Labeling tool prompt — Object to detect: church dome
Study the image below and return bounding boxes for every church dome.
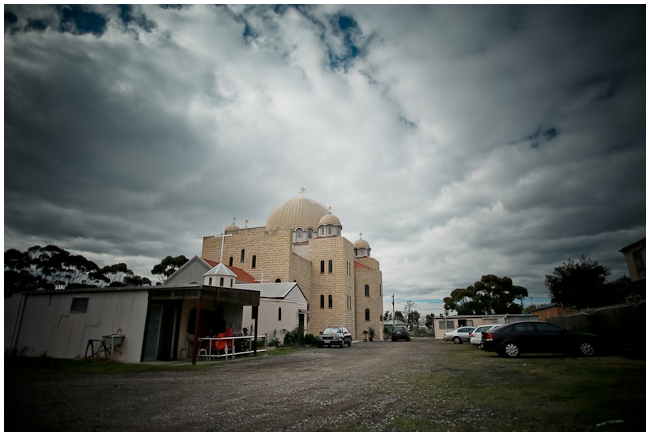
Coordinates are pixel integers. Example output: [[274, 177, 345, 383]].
[[318, 211, 341, 227], [266, 196, 329, 230], [353, 238, 370, 250]]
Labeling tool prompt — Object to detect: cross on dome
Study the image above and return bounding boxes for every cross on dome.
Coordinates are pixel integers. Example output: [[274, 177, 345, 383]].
[[299, 186, 308, 197]]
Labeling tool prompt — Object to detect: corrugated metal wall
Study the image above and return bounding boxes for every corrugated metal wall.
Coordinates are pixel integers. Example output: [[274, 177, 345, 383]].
[[13, 291, 149, 362]]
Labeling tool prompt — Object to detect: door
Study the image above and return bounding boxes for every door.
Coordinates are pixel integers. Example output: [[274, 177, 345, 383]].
[[142, 304, 163, 361]]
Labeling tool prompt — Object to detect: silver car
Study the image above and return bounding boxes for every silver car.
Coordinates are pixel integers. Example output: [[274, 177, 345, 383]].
[[317, 327, 352, 348], [444, 326, 476, 344], [469, 324, 499, 345]]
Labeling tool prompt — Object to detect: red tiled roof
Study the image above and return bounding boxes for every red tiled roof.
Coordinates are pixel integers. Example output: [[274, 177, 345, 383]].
[[354, 261, 370, 269], [202, 258, 258, 283]]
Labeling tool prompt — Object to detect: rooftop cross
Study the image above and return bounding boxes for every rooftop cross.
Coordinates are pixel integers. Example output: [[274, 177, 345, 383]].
[[219, 226, 233, 263], [298, 186, 307, 197]]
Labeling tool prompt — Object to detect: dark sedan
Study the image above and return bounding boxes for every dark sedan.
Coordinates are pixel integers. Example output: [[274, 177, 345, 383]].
[[480, 321, 599, 358]]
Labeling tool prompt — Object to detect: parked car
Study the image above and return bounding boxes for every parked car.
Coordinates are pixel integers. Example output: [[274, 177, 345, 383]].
[[317, 327, 352, 348], [469, 324, 499, 345], [480, 321, 599, 358], [444, 326, 476, 344], [391, 325, 410, 341]]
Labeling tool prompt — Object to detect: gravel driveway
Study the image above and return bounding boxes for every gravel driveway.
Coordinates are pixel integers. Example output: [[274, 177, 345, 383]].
[[6, 339, 433, 432]]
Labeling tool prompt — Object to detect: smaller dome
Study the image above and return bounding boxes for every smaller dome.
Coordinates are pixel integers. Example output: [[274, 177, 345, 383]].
[[353, 238, 370, 249], [225, 218, 239, 232], [318, 212, 341, 227]]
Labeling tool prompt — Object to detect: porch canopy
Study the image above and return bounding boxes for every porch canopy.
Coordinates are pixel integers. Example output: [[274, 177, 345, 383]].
[[148, 284, 260, 306], [148, 284, 260, 364]]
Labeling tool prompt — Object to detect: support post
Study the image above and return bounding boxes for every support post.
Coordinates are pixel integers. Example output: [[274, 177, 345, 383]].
[[252, 305, 259, 356], [191, 297, 202, 365]]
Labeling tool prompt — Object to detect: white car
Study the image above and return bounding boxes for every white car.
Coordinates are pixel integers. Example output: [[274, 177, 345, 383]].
[[469, 324, 499, 345], [444, 326, 476, 344]]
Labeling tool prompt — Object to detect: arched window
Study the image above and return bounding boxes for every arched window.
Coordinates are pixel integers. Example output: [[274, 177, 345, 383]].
[[365, 308, 370, 321], [252, 255, 256, 269], [240, 249, 245, 263], [308, 229, 313, 238], [327, 225, 332, 235], [229, 257, 233, 266], [328, 260, 333, 273], [365, 284, 369, 297], [297, 229, 302, 238], [230, 278, 234, 287], [380, 284, 382, 296], [220, 277, 224, 286], [208, 277, 212, 285], [320, 260, 325, 273], [275, 278, 281, 283], [328, 295, 333, 308], [278, 307, 282, 321], [380, 315, 383, 321], [320, 295, 325, 308]]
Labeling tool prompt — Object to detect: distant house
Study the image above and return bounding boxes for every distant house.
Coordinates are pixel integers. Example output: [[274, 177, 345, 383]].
[[524, 304, 574, 322], [619, 238, 646, 302], [432, 314, 538, 340]]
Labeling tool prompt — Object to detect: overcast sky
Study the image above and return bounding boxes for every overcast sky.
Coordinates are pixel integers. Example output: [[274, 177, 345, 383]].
[[4, 4, 646, 316]]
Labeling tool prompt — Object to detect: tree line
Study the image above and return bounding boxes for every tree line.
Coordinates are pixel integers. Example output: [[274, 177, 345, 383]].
[[4, 245, 188, 293], [443, 255, 633, 315]]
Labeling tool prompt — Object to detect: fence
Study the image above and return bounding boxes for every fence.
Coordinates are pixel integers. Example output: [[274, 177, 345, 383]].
[[547, 301, 645, 357]]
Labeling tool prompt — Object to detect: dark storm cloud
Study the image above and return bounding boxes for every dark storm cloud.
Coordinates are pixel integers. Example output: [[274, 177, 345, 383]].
[[4, 5, 645, 312]]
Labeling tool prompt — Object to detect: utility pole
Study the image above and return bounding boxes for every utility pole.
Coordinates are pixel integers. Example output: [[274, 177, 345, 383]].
[[392, 294, 395, 325]]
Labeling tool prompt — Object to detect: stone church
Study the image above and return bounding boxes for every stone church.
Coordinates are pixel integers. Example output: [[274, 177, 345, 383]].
[[201, 190, 384, 340]]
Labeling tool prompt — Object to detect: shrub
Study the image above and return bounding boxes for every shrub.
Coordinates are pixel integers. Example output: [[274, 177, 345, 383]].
[[304, 333, 317, 346], [282, 327, 305, 347]]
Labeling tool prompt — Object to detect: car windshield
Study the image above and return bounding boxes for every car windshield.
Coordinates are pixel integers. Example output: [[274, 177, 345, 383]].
[[323, 328, 341, 334]]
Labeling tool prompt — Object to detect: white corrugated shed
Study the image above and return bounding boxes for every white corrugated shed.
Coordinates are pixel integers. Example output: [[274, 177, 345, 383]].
[[9, 289, 149, 362]]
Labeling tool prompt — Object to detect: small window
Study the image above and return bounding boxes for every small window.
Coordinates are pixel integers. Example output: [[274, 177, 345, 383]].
[[275, 278, 281, 283], [365, 284, 369, 297], [320, 295, 325, 308], [328, 295, 332, 308], [328, 225, 332, 235], [297, 229, 302, 238], [328, 260, 333, 273], [308, 229, 313, 238], [365, 308, 370, 321], [240, 249, 245, 263], [208, 277, 213, 285], [220, 277, 224, 286], [278, 307, 282, 321], [71, 298, 89, 314], [230, 278, 234, 287], [320, 260, 325, 273], [438, 321, 446, 330], [447, 321, 454, 329], [229, 257, 233, 266], [252, 255, 257, 269]]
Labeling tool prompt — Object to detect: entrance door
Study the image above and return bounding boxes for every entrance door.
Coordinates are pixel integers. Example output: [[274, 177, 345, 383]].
[[142, 304, 163, 361], [142, 301, 181, 361]]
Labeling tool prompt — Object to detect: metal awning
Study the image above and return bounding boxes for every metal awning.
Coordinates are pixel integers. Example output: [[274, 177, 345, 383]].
[[148, 285, 260, 306]]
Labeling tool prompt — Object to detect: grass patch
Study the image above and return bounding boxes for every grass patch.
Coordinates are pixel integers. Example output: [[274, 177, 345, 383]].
[[390, 344, 645, 432]]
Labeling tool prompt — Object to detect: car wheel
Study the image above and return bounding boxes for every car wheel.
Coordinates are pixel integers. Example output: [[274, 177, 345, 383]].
[[578, 341, 595, 356], [453, 337, 462, 345], [392, 337, 396, 341], [407, 337, 410, 342], [340, 341, 345, 348], [348, 339, 352, 347], [502, 342, 520, 357]]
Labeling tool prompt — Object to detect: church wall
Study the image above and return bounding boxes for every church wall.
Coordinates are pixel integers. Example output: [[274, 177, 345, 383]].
[[202, 227, 293, 284], [308, 237, 356, 338], [289, 252, 312, 302], [355, 258, 384, 340]]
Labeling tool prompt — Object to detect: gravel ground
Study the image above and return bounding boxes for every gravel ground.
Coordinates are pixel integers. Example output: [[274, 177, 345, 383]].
[[6, 339, 435, 432]]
